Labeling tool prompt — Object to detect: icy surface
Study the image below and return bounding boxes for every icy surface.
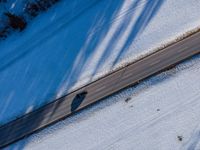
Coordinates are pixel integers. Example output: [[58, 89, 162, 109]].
[[6, 54, 200, 150], [0, 0, 200, 124]]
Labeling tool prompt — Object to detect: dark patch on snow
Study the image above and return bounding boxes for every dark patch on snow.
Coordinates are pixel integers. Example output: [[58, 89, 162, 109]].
[[125, 97, 131, 103], [0, 0, 60, 40], [177, 135, 183, 142], [4, 12, 27, 31]]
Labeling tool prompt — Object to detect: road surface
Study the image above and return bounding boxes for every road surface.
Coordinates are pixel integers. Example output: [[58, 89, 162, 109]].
[[0, 31, 200, 148]]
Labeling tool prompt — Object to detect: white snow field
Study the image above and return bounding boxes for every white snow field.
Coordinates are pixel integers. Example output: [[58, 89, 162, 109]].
[[0, 0, 200, 125], [6, 53, 200, 150]]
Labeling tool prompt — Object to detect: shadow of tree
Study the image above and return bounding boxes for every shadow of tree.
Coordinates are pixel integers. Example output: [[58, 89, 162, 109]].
[[0, 0, 165, 148], [71, 91, 87, 112], [112, 0, 164, 66]]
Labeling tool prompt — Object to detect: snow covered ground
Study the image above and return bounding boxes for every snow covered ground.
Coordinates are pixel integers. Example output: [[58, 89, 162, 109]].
[[6, 53, 200, 150], [1, 0, 200, 126]]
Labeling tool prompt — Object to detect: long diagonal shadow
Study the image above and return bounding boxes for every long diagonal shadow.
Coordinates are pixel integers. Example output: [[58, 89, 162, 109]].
[[33, 0, 165, 135], [0, 0, 166, 148], [89, 0, 142, 79], [112, 0, 165, 66]]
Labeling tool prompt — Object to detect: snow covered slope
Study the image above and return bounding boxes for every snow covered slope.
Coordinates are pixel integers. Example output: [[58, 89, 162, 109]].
[[0, 0, 200, 125], [6, 54, 200, 150]]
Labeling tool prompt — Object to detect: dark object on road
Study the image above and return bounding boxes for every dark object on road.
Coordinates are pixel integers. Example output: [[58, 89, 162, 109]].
[[4, 12, 27, 31], [71, 91, 88, 112]]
